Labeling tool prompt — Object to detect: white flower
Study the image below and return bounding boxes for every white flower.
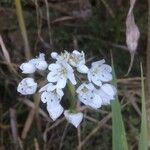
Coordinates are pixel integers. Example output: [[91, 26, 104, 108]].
[[29, 53, 48, 70], [69, 50, 89, 74], [39, 83, 64, 120], [47, 61, 76, 88], [88, 59, 112, 86], [64, 110, 83, 128], [17, 78, 37, 95], [20, 62, 36, 74], [39, 83, 64, 103], [96, 83, 117, 105], [76, 83, 102, 109], [47, 103, 64, 121], [20, 53, 48, 74], [69, 50, 85, 67]]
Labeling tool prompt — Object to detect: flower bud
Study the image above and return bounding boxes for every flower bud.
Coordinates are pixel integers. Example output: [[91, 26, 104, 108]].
[[20, 63, 36, 74]]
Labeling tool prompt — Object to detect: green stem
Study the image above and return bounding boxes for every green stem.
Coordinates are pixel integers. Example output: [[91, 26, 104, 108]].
[[66, 81, 76, 113]]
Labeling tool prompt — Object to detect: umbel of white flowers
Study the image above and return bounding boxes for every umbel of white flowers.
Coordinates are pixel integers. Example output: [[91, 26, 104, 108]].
[[17, 50, 117, 128]]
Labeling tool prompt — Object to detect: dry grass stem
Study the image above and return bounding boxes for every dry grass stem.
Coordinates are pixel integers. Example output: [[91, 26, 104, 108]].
[[21, 109, 35, 139], [34, 138, 40, 150], [10, 108, 18, 144], [59, 123, 69, 150], [18, 98, 51, 122], [77, 113, 112, 149]]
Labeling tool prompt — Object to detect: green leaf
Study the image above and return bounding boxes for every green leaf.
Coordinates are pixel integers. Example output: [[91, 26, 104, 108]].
[[111, 53, 128, 150], [138, 63, 148, 150]]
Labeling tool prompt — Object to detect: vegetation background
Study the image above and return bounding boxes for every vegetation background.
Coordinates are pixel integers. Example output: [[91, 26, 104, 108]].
[[0, 0, 148, 150]]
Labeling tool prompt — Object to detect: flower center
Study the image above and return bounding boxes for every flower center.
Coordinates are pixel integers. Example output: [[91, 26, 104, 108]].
[[59, 67, 67, 76], [81, 87, 89, 93], [92, 68, 99, 75]]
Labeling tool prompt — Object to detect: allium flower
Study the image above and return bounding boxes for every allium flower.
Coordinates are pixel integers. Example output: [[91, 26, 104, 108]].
[[20, 53, 48, 74], [88, 59, 112, 86], [76, 83, 102, 109], [96, 84, 117, 105], [17, 50, 117, 127], [17, 78, 37, 95], [64, 110, 83, 128], [47, 61, 76, 88]]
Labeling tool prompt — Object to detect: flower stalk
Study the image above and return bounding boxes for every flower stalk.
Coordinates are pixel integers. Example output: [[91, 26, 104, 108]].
[[66, 81, 76, 113]]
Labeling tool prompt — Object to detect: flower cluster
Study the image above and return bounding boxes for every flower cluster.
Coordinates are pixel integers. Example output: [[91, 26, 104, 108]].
[[17, 50, 116, 128]]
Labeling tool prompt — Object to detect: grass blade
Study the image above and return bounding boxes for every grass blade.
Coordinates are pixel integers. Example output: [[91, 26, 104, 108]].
[[15, 0, 31, 59], [111, 53, 128, 150], [138, 63, 148, 150]]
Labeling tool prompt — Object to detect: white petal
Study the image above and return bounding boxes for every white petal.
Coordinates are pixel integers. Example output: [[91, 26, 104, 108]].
[[85, 83, 95, 90], [47, 71, 59, 82], [35, 61, 48, 70], [56, 89, 64, 99], [51, 52, 58, 59], [63, 61, 74, 72], [91, 59, 105, 67], [99, 64, 112, 72], [48, 63, 61, 71], [17, 78, 37, 95], [25, 85, 37, 94], [77, 65, 89, 74], [78, 94, 89, 105], [47, 104, 64, 121], [39, 53, 45, 60], [87, 71, 92, 82], [39, 83, 56, 92], [20, 63, 36, 74], [41, 91, 50, 103], [91, 75, 102, 86], [101, 84, 117, 98], [56, 78, 67, 89], [99, 72, 112, 82], [72, 50, 80, 55], [17, 85, 26, 95], [76, 83, 86, 93], [39, 83, 53, 92], [25, 78, 36, 86], [78, 92, 102, 109], [68, 72, 77, 85], [47, 84, 57, 92], [41, 91, 61, 105], [90, 94, 102, 109], [64, 110, 83, 128], [29, 59, 38, 65], [98, 90, 112, 105]]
